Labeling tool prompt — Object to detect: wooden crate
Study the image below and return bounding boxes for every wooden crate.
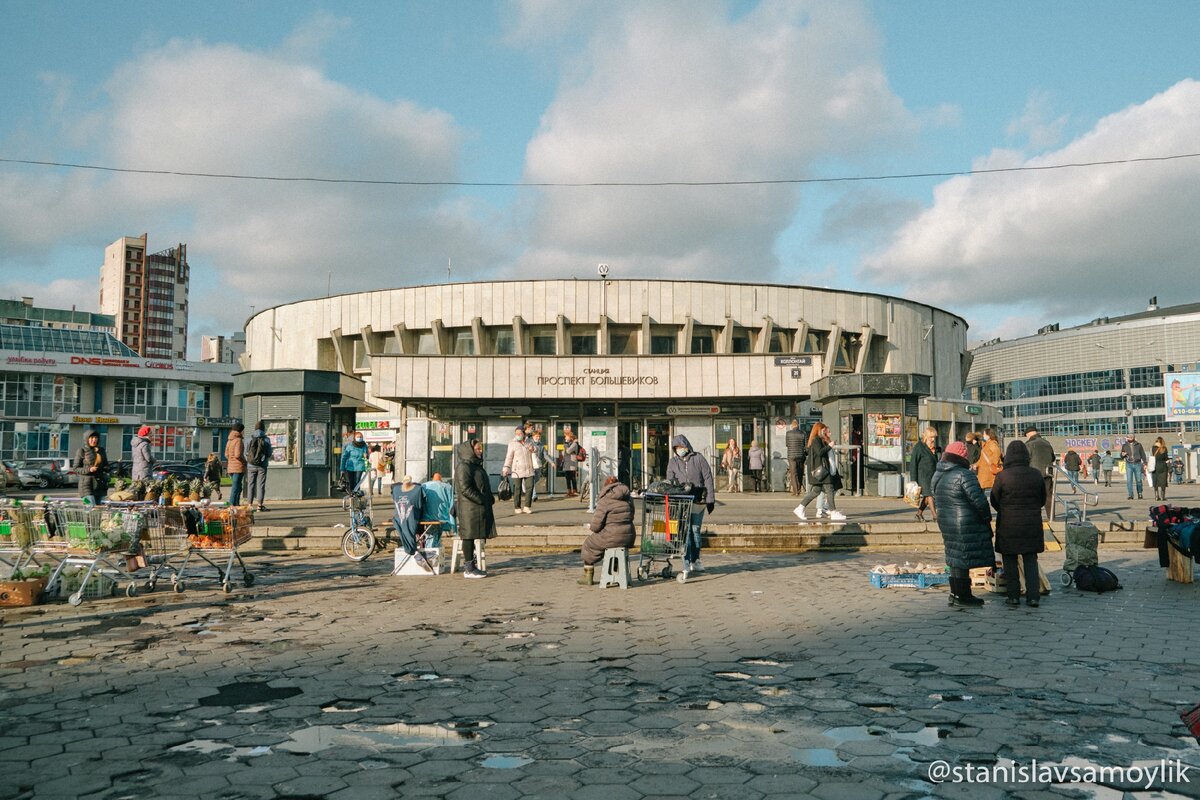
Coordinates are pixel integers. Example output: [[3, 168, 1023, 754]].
[[0, 577, 48, 607]]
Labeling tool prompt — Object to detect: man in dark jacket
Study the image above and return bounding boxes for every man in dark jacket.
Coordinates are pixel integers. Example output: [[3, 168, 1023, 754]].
[[666, 435, 716, 576], [785, 420, 806, 495], [991, 439, 1048, 607], [931, 441, 993, 607], [1063, 449, 1082, 493], [1023, 426, 1056, 521], [453, 440, 495, 578], [1119, 435, 1147, 501], [579, 477, 637, 585]]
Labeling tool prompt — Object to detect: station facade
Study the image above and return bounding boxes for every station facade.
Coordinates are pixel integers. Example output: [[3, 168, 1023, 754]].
[[240, 280, 998, 498]]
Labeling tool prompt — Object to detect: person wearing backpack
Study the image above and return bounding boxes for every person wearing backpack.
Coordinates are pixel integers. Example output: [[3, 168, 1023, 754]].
[[245, 420, 274, 512], [990, 439, 1047, 608]]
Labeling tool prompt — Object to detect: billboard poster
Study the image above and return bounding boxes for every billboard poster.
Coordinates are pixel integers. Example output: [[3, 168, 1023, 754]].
[[867, 413, 903, 462], [1165, 372, 1200, 421]]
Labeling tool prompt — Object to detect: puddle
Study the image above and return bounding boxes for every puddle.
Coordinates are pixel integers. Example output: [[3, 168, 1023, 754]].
[[276, 721, 492, 754], [504, 632, 535, 640], [322, 700, 372, 713], [715, 672, 752, 680], [1105, 734, 1131, 744], [197, 682, 302, 707], [168, 740, 272, 760], [481, 755, 534, 769], [359, 759, 391, 770], [890, 662, 937, 674], [930, 693, 974, 702], [892, 727, 947, 746], [793, 748, 847, 767]]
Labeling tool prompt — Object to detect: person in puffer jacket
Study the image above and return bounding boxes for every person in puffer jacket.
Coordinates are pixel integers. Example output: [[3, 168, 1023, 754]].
[[932, 440, 994, 608], [578, 477, 637, 585], [666, 434, 715, 575]]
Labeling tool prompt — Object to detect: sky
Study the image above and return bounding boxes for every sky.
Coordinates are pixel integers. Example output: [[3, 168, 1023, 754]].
[[1, 0, 1199, 356]]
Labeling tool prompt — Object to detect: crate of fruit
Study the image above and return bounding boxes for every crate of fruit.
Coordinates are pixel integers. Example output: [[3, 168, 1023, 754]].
[[869, 570, 950, 589]]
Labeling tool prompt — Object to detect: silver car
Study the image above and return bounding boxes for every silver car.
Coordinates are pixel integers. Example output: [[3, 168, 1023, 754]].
[[25, 457, 77, 487], [6, 461, 64, 489]]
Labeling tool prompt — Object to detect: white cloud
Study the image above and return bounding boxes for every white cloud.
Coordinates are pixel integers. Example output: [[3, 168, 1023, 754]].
[[861, 79, 1200, 319], [0, 20, 503, 336], [0, 278, 96, 312], [513, 0, 915, 279], [1006, 90, 1068, 151]]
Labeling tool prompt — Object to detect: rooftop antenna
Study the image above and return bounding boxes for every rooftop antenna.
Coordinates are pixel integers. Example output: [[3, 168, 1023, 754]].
[[447, 257, 452, 282]]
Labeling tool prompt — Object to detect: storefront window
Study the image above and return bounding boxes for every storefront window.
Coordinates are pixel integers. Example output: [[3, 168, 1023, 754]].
[[0, 372, 80, 419], [266, 420, 296, 465]]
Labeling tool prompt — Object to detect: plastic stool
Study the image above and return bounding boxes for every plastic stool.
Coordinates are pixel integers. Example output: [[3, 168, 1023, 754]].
[[598, 547, 629, 589], [449, 538, 487, 574]]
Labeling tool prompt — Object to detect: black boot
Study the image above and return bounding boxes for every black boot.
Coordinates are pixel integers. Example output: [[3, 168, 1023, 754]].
[[948, 577, 984, 607]]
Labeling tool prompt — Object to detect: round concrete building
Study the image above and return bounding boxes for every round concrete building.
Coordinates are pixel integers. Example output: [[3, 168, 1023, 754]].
[[240, 279, 985, 498]]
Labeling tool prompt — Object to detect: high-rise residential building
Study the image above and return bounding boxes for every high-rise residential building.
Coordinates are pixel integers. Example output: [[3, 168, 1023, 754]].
[[201, 332, 246, 365], [99, 233, 190, 360]]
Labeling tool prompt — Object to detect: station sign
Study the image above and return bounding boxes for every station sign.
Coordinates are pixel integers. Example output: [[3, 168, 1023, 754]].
[[774, 356, 813, 367], [57, 414, 142, 425], [195, 417, 241, 428], [666, 405, 720, 416], [478, 406, 531, 416]]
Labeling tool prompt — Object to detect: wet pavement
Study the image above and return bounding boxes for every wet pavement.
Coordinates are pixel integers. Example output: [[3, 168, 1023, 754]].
[[2, 546, 1199, 799]]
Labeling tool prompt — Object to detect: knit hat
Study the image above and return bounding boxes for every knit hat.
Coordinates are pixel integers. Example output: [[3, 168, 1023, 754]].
[[138, 425, 152, 437], [945, 441, 969, 459]]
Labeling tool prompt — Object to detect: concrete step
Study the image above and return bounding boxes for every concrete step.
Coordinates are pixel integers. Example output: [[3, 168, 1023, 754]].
[[245, 520, 1152, 554]]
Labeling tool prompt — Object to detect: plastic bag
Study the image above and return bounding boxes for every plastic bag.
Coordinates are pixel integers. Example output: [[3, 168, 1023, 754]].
[[497, 476, 513, 502], [903, 481, 922, 507]]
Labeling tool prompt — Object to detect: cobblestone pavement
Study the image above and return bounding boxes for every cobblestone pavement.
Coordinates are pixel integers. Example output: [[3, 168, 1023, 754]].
[[2, 548, 1199, 799]]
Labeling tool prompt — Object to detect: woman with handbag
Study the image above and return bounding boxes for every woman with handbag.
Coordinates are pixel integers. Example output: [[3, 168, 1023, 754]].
[[910, 427, 940, 522], [1151, 436, 1170, 501], [794, 423, 846, 522], [562, 431, 581, 498], [974, 428, 1003, 501]]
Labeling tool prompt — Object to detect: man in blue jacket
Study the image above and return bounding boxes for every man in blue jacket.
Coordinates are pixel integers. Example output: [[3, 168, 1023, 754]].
[[666, 435, 716, 576]]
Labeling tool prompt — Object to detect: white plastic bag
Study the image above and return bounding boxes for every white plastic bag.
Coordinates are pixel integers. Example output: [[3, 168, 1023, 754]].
[[903, 481, 922, 508]]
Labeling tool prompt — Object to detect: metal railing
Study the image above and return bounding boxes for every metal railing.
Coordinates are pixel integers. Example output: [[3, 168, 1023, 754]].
[[1052, 464, 1100, 522]]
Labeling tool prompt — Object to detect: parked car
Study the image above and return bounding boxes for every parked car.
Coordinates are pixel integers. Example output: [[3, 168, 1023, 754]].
[[150, 462, 205, 482], [6, 460, 63, 489], [24, 457, 77, 487]]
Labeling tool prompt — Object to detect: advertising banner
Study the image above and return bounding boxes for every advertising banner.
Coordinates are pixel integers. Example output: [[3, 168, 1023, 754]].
[[1165, 372, 1200, 421]]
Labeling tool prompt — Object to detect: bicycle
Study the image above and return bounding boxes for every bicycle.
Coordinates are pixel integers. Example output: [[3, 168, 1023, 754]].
[[339, 485, 380, 562]]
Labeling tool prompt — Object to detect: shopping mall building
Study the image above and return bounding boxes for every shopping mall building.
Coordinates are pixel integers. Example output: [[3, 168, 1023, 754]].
[[966, 299, 1200, 474], [239, 279, 1000, 499], [0, 323, 239, 464]]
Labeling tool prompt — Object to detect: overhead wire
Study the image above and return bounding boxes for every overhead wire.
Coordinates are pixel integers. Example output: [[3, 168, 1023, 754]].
[[0, 152, 1198, 187]]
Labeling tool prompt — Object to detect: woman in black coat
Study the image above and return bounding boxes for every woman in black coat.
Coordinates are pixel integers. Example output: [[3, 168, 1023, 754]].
[[454, 440, 496, 578], [909, 427, 940, 522], [990, 439, 1047, 607], [931, 441, 994, 607]]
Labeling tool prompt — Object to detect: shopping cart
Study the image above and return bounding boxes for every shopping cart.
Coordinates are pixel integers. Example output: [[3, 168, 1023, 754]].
[[173, 503, 255, 593], [41, 501, 146, 605], [105, 502, 190, 594], [636, 492, 694, 582], [0, 499, 34, 577]]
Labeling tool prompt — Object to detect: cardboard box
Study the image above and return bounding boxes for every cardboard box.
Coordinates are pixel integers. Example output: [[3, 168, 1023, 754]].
[[0, 577, 48, 607]]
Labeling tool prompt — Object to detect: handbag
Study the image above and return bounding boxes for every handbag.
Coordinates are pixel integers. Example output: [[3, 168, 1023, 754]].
[[810, 462, 830, 482], [497, 475, 513, 502]]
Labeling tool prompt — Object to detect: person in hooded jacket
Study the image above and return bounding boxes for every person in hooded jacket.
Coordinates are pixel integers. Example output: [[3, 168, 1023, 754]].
[[340, 431, 370, 494], [932, 440, 994, 607], [131, 425, 155, 481], [454, 440, 495, 578], [666, 435, 716, 575], [225, 423, 246, 506], [74, 429, 109, 504], [990, 439, 1047, 608], [578, 477, 637, 585]]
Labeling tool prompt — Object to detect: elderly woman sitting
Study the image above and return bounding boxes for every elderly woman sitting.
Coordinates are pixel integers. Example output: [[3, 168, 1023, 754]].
[[579, 477, 636, 585]]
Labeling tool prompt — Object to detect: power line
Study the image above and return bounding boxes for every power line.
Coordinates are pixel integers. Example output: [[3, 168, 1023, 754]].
[[1, 152, 1198, 188]]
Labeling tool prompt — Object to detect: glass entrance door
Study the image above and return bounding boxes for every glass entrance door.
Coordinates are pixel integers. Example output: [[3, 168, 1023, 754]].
[[645, 420, 671, 483], [616, 421, 644, 490], [430, 421, 455, 480]]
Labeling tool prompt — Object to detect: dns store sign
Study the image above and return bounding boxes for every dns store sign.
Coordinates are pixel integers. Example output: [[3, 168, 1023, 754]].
[[69, 356, 175, 370]]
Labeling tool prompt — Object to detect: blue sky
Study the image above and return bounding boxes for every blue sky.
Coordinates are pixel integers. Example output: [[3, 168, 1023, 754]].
[[1, 0, 1199, 353]]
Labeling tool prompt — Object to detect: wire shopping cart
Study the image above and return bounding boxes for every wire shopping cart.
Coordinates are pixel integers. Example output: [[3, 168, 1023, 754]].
[[42, 501, 146, 605], [0, 499, 36, 578], [105, 502, 190, 594], [637, 492, 694, 582], [173, 503, 255, 593]]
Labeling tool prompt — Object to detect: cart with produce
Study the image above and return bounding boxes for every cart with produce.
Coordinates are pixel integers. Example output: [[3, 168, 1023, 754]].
[[636, 492, 694, 582], [105, 502, 190, 594], [173, 503, 255, 593], [0, 499, 33, 578], [42, 501, 146, 605]]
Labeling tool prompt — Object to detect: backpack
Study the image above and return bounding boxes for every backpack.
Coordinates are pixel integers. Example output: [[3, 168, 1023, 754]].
[[1073, 565, 1121, 593], [245, 435, 267, 466], [575, 447, 588, 463]]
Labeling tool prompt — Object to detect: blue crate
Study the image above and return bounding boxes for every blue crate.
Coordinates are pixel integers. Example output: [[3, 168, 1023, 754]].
[[869, 571, 950, 589]]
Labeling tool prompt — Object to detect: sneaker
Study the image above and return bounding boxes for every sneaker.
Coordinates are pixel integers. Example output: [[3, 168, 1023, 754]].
[[522, 507, 532, 514], [413, 552, 434, 574], [691, 559, 703, 573], [794, 507, 808, 522], [948, 594, 985, 608], [258, 505, 270, 512], [464, 564, 486, 579], [828, 511, 847, 522], [815, 508, 827, 518]]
